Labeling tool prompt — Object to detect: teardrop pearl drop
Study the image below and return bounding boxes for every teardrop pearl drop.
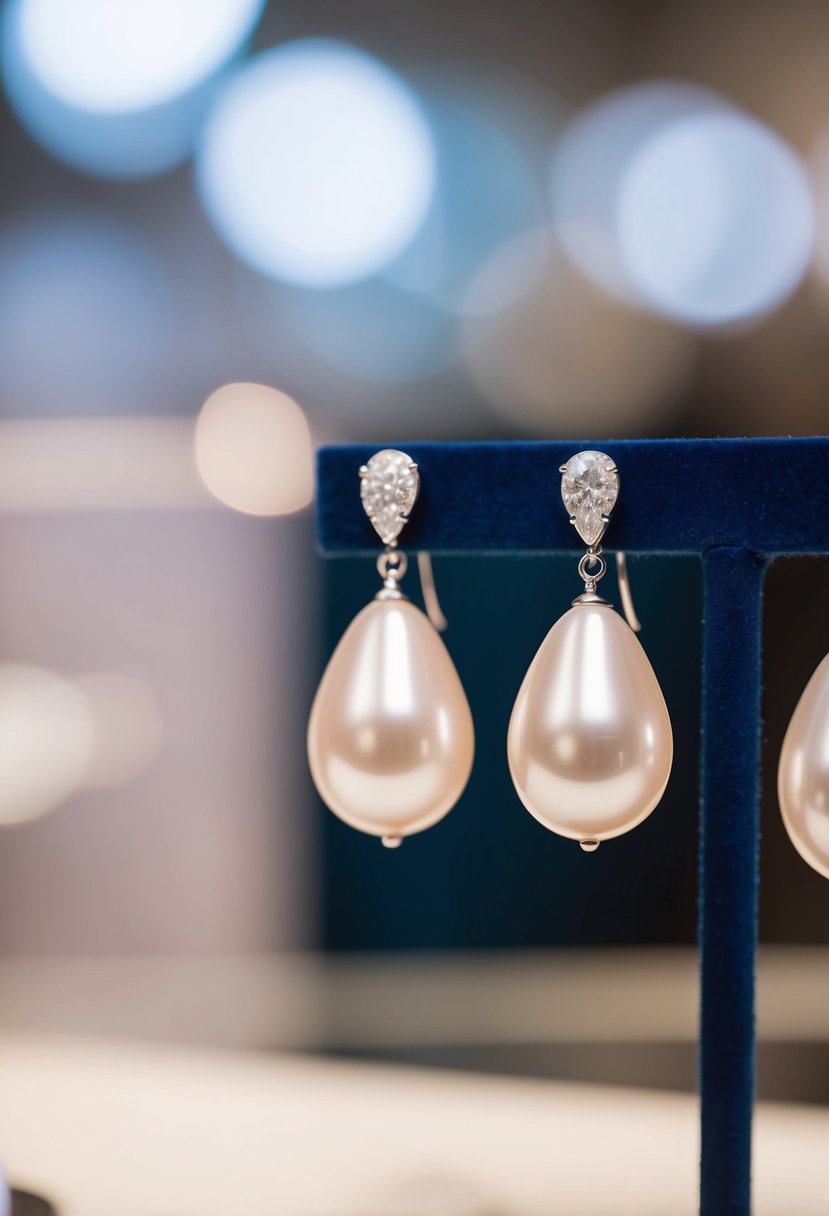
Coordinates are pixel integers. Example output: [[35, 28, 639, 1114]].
[[308, 596, 474, 841], [507, 603, 673, 842], [778, 652, 829, 880]]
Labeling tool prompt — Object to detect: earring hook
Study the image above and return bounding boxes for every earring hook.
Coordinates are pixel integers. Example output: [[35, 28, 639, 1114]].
[[417, 551, 448, 632], [615, 552, 641, 633]]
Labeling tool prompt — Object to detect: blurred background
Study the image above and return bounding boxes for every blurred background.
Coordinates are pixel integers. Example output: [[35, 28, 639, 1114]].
[[0, 1, 828, 1213]]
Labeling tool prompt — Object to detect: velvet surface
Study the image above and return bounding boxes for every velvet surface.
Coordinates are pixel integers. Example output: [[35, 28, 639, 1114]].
[[314, 436, 829, 1216], [699, 548, 766, 1216], [317, 436, 829, 555]]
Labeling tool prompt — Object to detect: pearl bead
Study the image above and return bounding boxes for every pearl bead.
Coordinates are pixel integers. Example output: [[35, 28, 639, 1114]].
[[307, 596, 474, 841], [507, 602, 673, 843], [778, 652, 829, 880]]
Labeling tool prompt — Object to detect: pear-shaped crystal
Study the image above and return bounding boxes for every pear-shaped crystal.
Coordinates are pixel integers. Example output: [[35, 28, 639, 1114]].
[[360, 449, 419, 545], [561, 450, 619, 546]]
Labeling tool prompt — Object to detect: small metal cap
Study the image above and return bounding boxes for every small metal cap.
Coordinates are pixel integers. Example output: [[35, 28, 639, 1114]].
[[571, 592, 612, 608]]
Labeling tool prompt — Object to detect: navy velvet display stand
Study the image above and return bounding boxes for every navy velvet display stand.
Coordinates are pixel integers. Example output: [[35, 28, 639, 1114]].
[[315, 436, 829, 1216]]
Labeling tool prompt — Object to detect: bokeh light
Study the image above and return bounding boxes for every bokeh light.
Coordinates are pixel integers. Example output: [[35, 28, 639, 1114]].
[[0, 214, 175, 415], [3, 0, 264, 177], [386, 68, 554, 313], [617, 112, 814, 326], [13, 0, 264, 111], [550, 82, 731, 302], [462, 228, 696, 434], [233, 268, 478, 435], [239, 274, 456, 386], [75, 671, 164, 789], [195, 383, 314, 516], [197, 40, 436, 287], [232, 69, 557, 387], [459, 224, 551, 317], [0, 665, 95, 826]]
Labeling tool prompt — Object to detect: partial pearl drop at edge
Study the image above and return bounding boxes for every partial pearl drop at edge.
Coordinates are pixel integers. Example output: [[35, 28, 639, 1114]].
[[307, 596, 474, 841], [508, 602, 673, 843], [778, 652, 829, 880]]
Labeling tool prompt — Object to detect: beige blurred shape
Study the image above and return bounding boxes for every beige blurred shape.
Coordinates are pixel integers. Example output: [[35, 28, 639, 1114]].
[[0, 417, 209, 511], [356, 1172, 505, 1216], [0, 664, 164, 827], [195, 382, 314, 516], [461, 228, 696, 436], [0, 665, 95, 826], [74, 670, 163, 789]]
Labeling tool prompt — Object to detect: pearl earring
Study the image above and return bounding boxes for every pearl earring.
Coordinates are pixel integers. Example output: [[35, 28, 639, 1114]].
[[507, 450, 673, 851], [307, 449, 475, 849], [778, 652, 829, 879]]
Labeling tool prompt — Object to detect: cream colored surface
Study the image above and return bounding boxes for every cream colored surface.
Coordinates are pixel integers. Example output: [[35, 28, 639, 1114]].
[[779, 651, 829, 880], [0, 1034, 826, 1216], [508, 603, 672, 842], [308, 597, 474, 840]]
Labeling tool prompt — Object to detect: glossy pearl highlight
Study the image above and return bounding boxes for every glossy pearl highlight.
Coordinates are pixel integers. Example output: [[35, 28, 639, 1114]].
[[308, 595, 474, 841], [508, 602, 673, 843], [778, 652, 829, 880]]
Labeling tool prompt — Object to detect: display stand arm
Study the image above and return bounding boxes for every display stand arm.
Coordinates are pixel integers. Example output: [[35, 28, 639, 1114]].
[[316, 436, 829, 1216]]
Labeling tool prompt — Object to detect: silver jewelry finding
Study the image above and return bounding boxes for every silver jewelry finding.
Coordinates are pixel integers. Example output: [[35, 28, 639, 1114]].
[[561, 449, 640, 631], [308, 447, 474, 850], [360, 448, 447, 629], [506, 448, 673, 854]]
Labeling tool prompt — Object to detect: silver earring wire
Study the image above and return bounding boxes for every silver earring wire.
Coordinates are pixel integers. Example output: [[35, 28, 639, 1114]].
[[417, 552, 448, 632], [615, 552, 641, 633]]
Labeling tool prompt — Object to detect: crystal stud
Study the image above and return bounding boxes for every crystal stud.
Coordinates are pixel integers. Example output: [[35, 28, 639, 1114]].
[[561, 450, 619, 546], [360, 449, 420, 545]]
